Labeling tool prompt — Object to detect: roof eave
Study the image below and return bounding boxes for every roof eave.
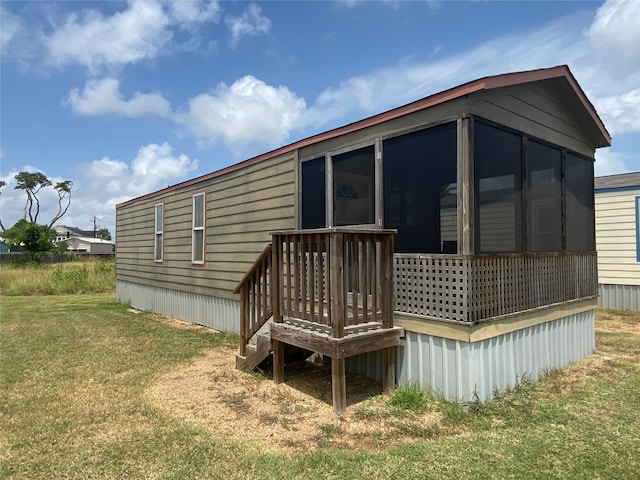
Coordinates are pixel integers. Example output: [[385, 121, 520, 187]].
[[117, 65, 612, 208]]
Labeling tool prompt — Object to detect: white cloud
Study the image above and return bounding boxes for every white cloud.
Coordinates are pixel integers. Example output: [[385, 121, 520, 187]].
[[594, 149, 631, 177], [225, 3, 271, 45], [166, 0, 221, 25], [83, 142, 199, 198], [66, 78, 172, 118], [45, 2, 171, 73], [43, 1, 221, 73], [588, 0, 640, 78], [304, 1, 639, 147], [75, 142, 199, 235], [0, 144, 199, 238], [183, 75, 306, 152], [594, 87, 640, 135], [0, 8, 22, 55]]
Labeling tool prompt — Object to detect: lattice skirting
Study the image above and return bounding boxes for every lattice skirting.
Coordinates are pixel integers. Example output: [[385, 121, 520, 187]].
[[116, 280, 240, 333], [347, 309, 596, 402]]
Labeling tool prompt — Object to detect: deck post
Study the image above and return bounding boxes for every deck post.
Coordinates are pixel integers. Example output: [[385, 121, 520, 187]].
[[382, 346, 395, 391], [272, 235, 284, 384], [331, 357, 346, 415], [329, 231, 345, 338], [381, 234, 394, 329], [329, 231, 346, 414], [239, 286, 247, 357]]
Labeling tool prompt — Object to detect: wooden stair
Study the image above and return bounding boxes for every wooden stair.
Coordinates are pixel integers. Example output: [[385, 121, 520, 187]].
[[236, 333, 271, 372]]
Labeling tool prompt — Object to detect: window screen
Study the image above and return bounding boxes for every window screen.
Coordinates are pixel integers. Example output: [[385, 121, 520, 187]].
[[474, 122, 523, 253], [565, 153, 595, 251], [527, 140, 562, 252], [383, 122, 457, 253], [301, 157, 326, 229]]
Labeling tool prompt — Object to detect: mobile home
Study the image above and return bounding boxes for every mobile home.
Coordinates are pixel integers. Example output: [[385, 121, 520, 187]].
[[116, 65, 610, 412], [595, 172, 640, 310]]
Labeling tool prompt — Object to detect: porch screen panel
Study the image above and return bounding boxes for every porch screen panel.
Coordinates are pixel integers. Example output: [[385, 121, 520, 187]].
[[527, 140, 562, 252], [566, 153, 595, 251], [301, 157, 326, 229], [474, 122, 523, 253], [333, 146, 375, 226], [383, 122, 457, 253]]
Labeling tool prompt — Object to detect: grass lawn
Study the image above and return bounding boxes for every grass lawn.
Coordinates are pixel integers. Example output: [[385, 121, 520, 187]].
[[1, 294, 639, 479]]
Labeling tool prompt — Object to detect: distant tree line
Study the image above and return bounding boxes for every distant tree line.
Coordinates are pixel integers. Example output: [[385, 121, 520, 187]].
[[0, 171, 110, 258]]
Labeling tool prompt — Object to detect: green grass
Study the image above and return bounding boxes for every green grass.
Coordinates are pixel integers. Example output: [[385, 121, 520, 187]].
[[0, 260, 115, 295], [1, 295, 639, 479], [388, 383, 430, 413]]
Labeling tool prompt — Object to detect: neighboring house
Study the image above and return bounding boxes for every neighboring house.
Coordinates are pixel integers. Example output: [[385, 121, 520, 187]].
[[0, 238, 8, 253], [116, 65, 610, 408], [65, 236, 114, 254], [595, 172, 640, 311], [53, 225, 94, 242]]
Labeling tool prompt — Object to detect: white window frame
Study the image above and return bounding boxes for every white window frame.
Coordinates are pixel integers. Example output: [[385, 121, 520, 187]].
[[192, 192, 206, 265], [154, 202, 164, 263]]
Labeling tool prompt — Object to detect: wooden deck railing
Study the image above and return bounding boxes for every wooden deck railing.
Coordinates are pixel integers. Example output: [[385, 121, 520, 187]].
[[271, 228, 396, 337], [394, 252, 598, 323], [234, 244, 272, 356]]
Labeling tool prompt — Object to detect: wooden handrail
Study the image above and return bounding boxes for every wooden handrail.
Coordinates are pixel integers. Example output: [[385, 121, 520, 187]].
[[234, 244, 272, 294], [236, 244, 273, 356], [271, 228, 396, 338]]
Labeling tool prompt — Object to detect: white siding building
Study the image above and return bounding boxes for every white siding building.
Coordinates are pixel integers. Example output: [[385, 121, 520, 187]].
[[65, 237, 114, 254], [595, 172, 640, 310]]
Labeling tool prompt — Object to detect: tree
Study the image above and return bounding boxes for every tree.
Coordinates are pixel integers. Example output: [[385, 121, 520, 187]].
[[96, 228, 112, 241], [14, 171, 73, 228], [2, 219, 56, 255]]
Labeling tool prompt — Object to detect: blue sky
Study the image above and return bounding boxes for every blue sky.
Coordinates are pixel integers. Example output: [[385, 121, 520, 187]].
[[1, 0, 638, 238]]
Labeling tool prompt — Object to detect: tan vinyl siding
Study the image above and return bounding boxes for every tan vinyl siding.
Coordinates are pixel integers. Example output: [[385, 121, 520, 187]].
[[116, 153, 296, 300], [595, 189, 640, 285], [440, 206, 457, 244], [467, 82, 594, 157], [478, 201, 517, 252]]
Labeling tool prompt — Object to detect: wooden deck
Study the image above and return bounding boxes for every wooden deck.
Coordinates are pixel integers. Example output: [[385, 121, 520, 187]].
[[235, 228, 400, 414], [235, 229, 598, 414]]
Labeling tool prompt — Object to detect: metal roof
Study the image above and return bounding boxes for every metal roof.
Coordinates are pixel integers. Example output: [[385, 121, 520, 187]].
[[118, 64, 612, 208], [595, 172, 640, 190]]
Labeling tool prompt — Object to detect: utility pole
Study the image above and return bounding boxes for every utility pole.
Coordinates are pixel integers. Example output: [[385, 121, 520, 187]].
[[92, 216, 97, 238]]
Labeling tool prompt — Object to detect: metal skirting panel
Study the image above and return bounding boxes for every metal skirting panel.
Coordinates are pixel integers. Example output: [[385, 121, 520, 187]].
[[598, 284, 640, 311], [347, 310, 595, 403], [116, 280, 240, 333]]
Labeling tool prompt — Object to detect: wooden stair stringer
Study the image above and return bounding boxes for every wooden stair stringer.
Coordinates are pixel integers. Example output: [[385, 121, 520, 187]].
[[236, 333, 271, 372]]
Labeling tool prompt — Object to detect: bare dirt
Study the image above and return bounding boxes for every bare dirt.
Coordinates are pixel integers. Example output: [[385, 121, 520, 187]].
[[145, 310, 639, 452], [147, 341, 445, 452]]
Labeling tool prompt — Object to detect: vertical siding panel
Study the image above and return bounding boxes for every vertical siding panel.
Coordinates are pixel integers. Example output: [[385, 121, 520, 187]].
[[599, 284, 640, 311], [117, 280, 240, 333], [365, 309, 597, 403]]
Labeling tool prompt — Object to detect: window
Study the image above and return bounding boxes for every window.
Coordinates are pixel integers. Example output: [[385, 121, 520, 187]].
[[527, 140, 562, 252], [565, 153, 595, 251], [474, 122, 523, 253], [332, 145, 376, 226], [192, 192, 205, 264], [383, 122, 457, 253], [154, 203, 163, 262], [301, 157, 326, 229]]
